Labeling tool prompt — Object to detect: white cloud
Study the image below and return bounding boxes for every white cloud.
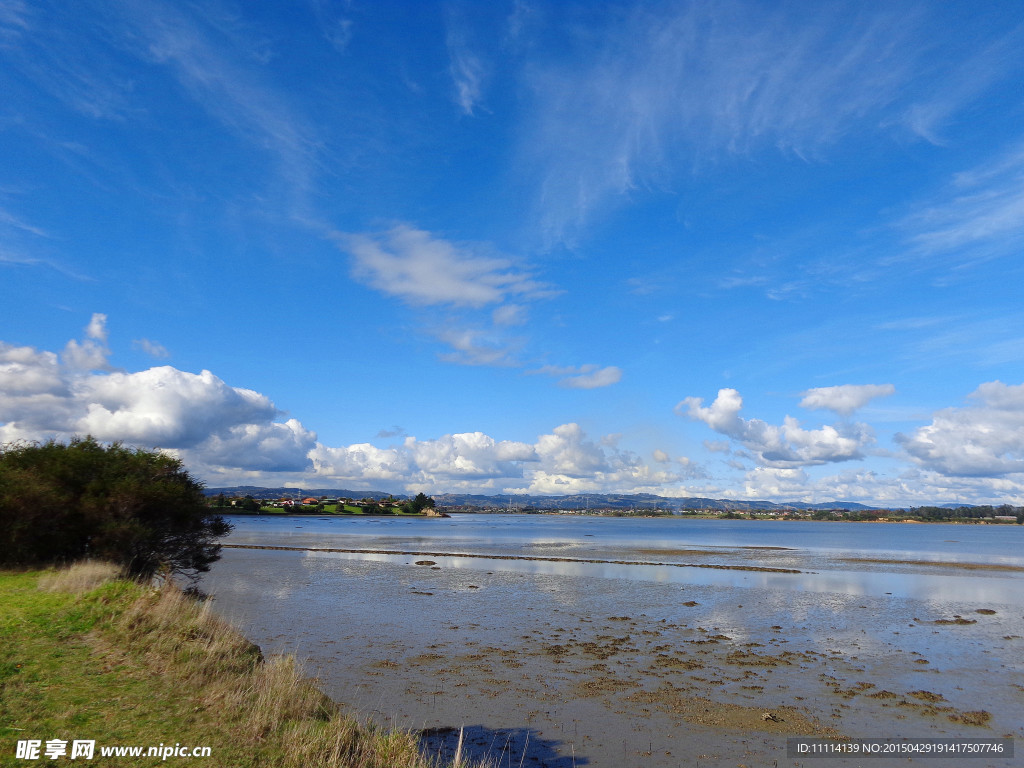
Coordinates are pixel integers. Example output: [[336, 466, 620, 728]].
[[679, 388, 873, 467], [0, 343, 78, 435], [62, 312, 111, 371], [0, 343, 65, 396], [309, 442, 409, 483], [896, 381, 1024, 477], [559, 365, 622, 390], [436, 327, 520, 367], [492, 303, 527, 326], [901, 144, 1024, 260], [521, 2, 927, 245], [446, 22, 485, 115], [530, 363, 623, 389], [406, 432, 536, 479], [342, 224, 550, 308], [0, 317, 317, 474], [799, 384, 895, 417], [132, 338, 170, 358], [304, 421, 688, 496], [74, 366, 278, 448], [534, 423, 610, 476], [182, 417, 313, 473], [125, 0, 317, 199], [190, 418, 316, 473], [741, 467, 810, 500]]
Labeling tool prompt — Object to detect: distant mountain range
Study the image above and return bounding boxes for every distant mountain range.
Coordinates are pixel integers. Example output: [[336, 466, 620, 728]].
[[203, 486, 898, 511]]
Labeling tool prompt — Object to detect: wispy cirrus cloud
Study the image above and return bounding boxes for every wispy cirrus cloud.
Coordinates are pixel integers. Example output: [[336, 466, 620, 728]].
[[446, 23, 486, 115], [436, 327, 521, 367], [899, 143, 1024, 262], [120, 0, 318, 198], [517, 2, 1008, 247], [529, 363, 623, 390], [132, 338, 170, 359], [899, 23, 1024, 144]]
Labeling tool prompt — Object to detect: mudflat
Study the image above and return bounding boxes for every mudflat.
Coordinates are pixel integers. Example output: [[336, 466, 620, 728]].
[[202, 544, 1023, 768]]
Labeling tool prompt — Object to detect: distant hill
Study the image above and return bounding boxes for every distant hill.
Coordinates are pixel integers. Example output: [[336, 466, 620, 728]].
[[203, 486, 889, 511], [203, 486, 396, 501], [432, 492, 882, 511]]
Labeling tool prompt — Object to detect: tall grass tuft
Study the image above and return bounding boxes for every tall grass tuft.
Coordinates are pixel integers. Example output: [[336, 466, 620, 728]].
[[37, 560, 122, 593]]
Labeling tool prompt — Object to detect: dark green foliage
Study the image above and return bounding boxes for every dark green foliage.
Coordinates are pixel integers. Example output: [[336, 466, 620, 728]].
[[909, 504, 1024, 521], [406, 492, 436, 514], [0, 437, 231, 579]]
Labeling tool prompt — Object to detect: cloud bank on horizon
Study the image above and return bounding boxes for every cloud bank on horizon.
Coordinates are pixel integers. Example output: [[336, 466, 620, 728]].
[[2, 1, 1024, 505]]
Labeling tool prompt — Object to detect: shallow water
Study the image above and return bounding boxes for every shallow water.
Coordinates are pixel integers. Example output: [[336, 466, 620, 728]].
[[222, 514, 1024, 605], [202, 515, 1024, 767]]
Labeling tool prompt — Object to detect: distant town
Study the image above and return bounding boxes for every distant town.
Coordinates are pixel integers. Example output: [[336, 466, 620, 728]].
[[206, 487, 1024, 524]]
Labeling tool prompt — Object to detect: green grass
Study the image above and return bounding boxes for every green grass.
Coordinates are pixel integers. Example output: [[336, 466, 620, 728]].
[[0, 564, 481, 768]]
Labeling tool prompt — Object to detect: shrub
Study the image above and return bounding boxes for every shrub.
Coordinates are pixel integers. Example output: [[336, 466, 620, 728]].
[[0, 437, 231, 580]]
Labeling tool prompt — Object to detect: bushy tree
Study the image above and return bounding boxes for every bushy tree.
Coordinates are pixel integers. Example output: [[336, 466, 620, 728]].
[[409, 492, 435, 513], [0, 437, 231, 580]]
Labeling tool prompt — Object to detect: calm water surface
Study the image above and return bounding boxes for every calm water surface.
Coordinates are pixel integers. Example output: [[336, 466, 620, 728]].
[[221, 514, 1024, 605]]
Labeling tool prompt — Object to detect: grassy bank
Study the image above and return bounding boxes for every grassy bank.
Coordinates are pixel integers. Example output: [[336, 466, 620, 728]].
[[0, 563, 480, 768]]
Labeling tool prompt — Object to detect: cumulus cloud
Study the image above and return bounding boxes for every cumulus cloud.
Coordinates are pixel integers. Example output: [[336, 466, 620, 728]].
[[309, 442, 409, 483], [497, 422, 688, 495], [742, 467, 810, 500], [0, 316, 315, 474], [799, 383, 895, 416], [341, 224, 550, 308], [0, 343, 65, 396], [0, 318, 665, 492], [74, 367, 277, 447], [896, 381, 1024, 477], [406, 432, 536, 479], [62, 312, 112, 371], [304, 421, 689, 496], [679, 388, 873, 467], [190, 418, 316, 472]]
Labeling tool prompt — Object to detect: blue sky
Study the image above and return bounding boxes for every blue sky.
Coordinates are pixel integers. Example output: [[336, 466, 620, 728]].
[[3, 0, 1024, 505]]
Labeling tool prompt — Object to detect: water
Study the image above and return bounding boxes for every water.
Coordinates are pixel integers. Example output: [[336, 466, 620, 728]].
[[202, 514, 1024, 767], [221, 514, 1024, 605]]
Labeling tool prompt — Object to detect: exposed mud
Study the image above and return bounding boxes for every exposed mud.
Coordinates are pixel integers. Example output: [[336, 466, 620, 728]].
[[222, 543, 805, 573]]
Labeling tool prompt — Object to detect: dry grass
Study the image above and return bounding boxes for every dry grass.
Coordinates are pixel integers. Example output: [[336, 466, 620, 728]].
[[36, 559, 122, 593]]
